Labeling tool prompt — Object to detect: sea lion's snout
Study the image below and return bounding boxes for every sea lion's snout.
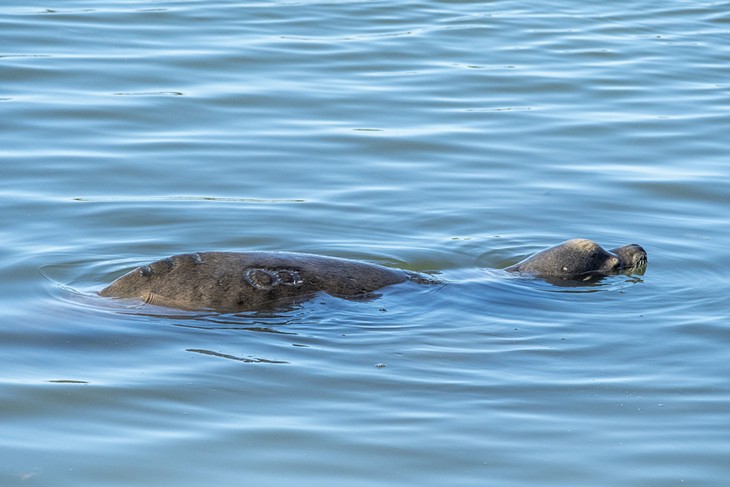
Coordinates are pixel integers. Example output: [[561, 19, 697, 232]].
[[610, 244, 648, 272]]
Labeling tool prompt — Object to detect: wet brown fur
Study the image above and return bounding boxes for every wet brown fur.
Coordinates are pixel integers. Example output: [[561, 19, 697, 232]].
[[101, 240, 647, 311], [100, 251, 421, 311], [505, 238, 647, 280]]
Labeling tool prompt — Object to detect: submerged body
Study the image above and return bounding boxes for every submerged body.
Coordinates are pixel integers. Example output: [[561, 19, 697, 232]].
[[101, 239, 647, 311], [100, 251, 429, 311]]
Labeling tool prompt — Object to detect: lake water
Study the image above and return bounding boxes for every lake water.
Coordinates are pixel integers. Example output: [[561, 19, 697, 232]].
[[2, 1, 729, 485]]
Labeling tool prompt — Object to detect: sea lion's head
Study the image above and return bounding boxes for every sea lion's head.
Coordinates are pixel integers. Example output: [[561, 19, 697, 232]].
[[609, 243, 648, 273], [506, 238, 647, 282]]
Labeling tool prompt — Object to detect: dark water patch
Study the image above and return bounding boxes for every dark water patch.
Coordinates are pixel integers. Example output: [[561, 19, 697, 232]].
[[72, 195, 307, 204], [113, 91, 184, 96], [187, 348, 289, 364]]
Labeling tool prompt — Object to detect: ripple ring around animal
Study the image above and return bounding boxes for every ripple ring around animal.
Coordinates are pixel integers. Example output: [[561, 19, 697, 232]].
[[100, 239, 647, 311]]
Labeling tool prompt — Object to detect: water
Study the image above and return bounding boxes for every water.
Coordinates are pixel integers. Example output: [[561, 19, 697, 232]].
[[2, 1, 729, 485]]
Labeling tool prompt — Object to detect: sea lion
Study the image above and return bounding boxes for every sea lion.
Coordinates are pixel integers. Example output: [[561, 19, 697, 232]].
[[100, 239, 647, 311]]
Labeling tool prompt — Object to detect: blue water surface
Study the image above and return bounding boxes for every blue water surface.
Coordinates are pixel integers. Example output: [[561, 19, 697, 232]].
[[1, 1, 729, 485]]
